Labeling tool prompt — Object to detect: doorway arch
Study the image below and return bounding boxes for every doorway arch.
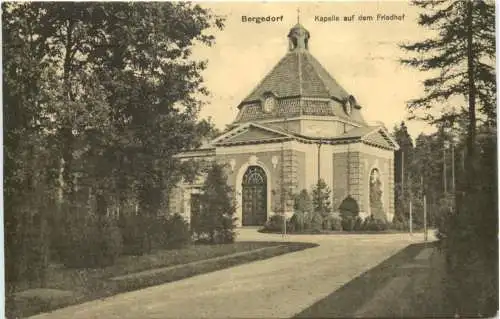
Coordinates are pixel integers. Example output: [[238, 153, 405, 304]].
[[241, 166, 268, 226]]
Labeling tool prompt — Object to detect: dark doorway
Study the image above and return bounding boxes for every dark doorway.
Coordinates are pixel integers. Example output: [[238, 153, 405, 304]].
[[242, 166, 267, 226]]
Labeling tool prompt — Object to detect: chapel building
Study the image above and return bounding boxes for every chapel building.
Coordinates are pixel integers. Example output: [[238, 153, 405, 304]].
[[170, 23, 399, 227]]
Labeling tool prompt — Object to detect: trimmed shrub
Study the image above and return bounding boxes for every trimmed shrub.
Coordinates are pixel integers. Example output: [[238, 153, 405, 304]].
[[263, 214, 286, 232], [341, 216, 355, 231], [214, 214, 237, 244], [310, 213, 323, 232], [323, 214, 343, 231], [339, 196, 360, 232], [391, 219, 408, 231], [339, 195, 360, 219], [312, 179, 332, 223], [362, 215, 389, 231], [293, 190, 313, 232], [353, 216, 364, 231]]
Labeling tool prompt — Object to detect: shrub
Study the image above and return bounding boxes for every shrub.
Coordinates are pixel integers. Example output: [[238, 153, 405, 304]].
[[353, 216, 364, 231], [293, 190, 313, 232], [263, 214, 286, 232], [61, 213, 123, 268], [362, 215, 389, 231], [165, 214, 191, 248], [310, 213, 323, 232], [214, 214, 237, 244], [339, 195, 360, 219], [323, 214, 342, 231], [391, 219, 408, 231], [119, 213, 152, 255], [341, 216, 355, 231], [339, 196, 360, 231], [312, 179, 332, 223]]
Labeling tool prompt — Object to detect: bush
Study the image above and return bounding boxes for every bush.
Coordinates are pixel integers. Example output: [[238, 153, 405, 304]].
[[323, 214, 342, 231], [263, 214, 287, 232], [341, 216, 355, 231], [165, 214, 192, 248], [310, 213, 323, 232], [119, 213, 152, 255], [293, 190, 313, 232], [214, 214, 237, 244], [61, 213, 123, 268], [391, 219, 408, 231], [362, 215, 389, 231], [339, 195, 360, 220], [353, 216, 364, 231], [312, 179, 332, 221]]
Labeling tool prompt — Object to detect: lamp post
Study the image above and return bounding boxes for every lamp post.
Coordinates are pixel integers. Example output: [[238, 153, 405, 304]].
[[317, 140, 322, 183], [443, 140, 449, 195]]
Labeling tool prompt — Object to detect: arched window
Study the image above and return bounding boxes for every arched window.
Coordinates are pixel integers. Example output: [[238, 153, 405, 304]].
[[242, 166, 266, 185]]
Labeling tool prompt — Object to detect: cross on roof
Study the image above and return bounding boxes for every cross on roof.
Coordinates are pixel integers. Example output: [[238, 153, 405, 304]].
[[297, 8, 300, 23]]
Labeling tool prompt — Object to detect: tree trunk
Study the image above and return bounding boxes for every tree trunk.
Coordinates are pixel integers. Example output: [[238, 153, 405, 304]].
[[61, 16, 76, 205], [465, 0, 477, 190]]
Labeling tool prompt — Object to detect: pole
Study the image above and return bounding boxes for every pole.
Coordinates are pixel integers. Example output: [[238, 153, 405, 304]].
[[451, 144, 455, 194], [424, 195, 427, 242], [401, 150, 405, 194], [409, 200, 413, 235], [317, 142, 322, 183], [282, 117, 288, 238], [443, 146, 447, 194]]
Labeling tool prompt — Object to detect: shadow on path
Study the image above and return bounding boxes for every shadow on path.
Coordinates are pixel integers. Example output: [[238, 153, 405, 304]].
[[294, 242, 436, 318]]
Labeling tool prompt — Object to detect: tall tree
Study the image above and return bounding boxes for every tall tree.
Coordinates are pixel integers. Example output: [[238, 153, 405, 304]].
[[3, 1, 225, 293], [400, 0, 495, 186], [392, 122, 415, 224], [400, 1, 497, 315]]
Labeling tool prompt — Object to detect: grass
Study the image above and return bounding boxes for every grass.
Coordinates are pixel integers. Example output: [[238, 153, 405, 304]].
[[294, 241, 449, 318], [8, 241, 317, 318], [259, 228, 428, 235]]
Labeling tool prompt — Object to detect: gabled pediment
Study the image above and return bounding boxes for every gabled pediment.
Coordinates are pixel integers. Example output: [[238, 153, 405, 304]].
[[361, 127, 400, 150], [212, 122, 293, 146]]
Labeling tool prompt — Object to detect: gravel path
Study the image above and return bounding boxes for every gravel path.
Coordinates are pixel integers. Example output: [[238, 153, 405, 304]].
[[30, 230, 432, 319]]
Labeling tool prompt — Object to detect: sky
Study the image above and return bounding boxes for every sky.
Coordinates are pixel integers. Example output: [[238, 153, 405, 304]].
[[191, 1, 439, 139]]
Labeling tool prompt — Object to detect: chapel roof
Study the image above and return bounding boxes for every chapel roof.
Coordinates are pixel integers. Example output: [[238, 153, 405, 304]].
[[239, 23, 351, 106]]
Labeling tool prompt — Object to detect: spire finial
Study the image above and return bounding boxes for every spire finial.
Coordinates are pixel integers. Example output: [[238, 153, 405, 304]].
[[297, 8, 300, 24]]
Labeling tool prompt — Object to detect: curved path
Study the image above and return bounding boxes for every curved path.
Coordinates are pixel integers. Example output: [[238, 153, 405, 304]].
[[30, 229, 432, 319]]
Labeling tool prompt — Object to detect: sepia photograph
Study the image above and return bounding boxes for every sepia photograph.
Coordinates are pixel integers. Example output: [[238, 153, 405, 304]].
[[3, 1, 498, 318]]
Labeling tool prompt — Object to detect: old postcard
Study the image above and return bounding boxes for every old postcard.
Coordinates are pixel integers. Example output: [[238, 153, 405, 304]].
[[3, 1, 497, 318]]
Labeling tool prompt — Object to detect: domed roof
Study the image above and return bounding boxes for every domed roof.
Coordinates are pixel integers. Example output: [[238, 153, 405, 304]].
[[233, 22, 366, 126], [239, 23, 350, 105], [240, 49, 350, 104]]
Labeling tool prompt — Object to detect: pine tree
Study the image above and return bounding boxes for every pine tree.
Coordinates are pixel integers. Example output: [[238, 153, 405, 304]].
[[400, 0, 495, 186], [312, 179, 332, 230], [401, 1, 497, 315], [197, 163, 237, 243], [292, 189, 313, 232], [392, 121, 415, 224]]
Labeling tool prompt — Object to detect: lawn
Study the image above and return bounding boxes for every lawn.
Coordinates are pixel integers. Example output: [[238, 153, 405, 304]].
[[9, 241, 317, 318], [259, 228, 428, 235], [294, 241, 454, 318]]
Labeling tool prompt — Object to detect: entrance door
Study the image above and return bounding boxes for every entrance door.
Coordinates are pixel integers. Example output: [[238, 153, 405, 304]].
[[242, 166, 267, 226]]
